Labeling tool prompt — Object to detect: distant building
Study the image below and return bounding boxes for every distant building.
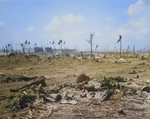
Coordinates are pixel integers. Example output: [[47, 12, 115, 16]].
[[34, 47, 43, 53], [45, 47, 52, 53], [63, 49, 77, 53], [54, 49, 77, 54]]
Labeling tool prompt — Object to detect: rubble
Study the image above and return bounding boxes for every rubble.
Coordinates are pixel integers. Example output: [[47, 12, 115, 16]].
[[2, 74, 150, 118]]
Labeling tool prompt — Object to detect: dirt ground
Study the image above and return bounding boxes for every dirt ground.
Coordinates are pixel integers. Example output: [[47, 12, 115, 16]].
[[0, 53, 150, 119]]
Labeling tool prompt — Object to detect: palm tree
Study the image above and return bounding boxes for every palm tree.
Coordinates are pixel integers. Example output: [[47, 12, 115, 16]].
[[52, 41, 56, 53], [28, 42, 30, 53], [116, 35, 122, 58], [95, 45, 98, 52]]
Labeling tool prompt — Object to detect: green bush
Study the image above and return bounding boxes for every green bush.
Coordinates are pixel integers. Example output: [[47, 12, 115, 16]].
[[99, 76, 126, 100]]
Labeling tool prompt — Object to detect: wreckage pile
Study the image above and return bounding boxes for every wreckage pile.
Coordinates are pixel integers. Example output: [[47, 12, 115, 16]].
[[1, 73, 150, 118]]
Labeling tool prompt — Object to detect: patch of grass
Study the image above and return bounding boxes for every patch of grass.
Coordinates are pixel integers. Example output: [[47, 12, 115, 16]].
[[0, 73, 36, 83], [91, 58, 99, 62]]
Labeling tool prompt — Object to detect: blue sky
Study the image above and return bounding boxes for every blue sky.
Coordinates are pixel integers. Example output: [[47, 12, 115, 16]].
[[0, 0, 150, 51]]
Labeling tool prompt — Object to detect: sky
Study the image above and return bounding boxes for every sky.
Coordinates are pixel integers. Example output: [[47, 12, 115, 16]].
[[0, 0, 150, 52]]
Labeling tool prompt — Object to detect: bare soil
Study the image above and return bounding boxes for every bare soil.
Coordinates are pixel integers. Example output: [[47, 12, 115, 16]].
[[0, 55, 150, 119]]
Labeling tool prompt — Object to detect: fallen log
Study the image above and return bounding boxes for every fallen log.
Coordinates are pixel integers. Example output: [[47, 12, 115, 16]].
[[83, 84, 95, 91], [29, 104, 47, 111], [10, 76, 46, 92], [139, 86, 150, 96], [119, 82, 142, 90]]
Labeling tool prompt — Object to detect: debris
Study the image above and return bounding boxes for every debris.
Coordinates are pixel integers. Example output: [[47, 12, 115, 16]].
[[94, 91, 107, 101], [67, 93, 74, 100], [87, 92, 95, 98], [119, 82, 142, 90], [129, 70, 137, 74], [49, 94, 62, 101], [145, 80, 150, 84], [28, 105, 33, 118], [60, 99, 67, 104], [29, 104, 47, 111], [61, 92, 67, 99], [83, 84, 95, 91], [10, 76, 46, 92], [118, 109, 126, 115], [88, 80, 101, 90], [47, 106, 53, 117], [139, 86, 150, 96], [45, 96, 55, 102], [67, 100, 77, 105]]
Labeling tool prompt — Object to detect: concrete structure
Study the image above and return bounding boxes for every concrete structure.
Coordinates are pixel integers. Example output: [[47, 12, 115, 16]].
[[45, 47, 52, 53], [34, 47, 43, 53]]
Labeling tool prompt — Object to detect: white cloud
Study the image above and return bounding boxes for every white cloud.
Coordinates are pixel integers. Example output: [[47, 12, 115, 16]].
[[127, 17, 146, 28], [45, 14, 85, 31], [106, 17, 112, 21], [53, 13, 84, 24], [0, 21, 4, 26], [43, 14, 85, 43], [28, 26, 35, 31], [118, 0, 150, 39], [127, 0, 145, 17]]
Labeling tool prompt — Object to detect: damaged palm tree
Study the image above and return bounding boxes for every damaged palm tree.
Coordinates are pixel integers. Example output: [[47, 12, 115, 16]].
[[87, 32, 95, 57], [58, 40, 63, 55], [2, 44, 10, 58], [116, 35, 122, 58]]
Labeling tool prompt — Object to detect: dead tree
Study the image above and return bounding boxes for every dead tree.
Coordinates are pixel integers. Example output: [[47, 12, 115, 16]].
[[2, 44, 10, 58], [126, 45, 130, 56], [133, 45, 135, 55], [87, 33, 95, 57], [116, 35, 122, 58]]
